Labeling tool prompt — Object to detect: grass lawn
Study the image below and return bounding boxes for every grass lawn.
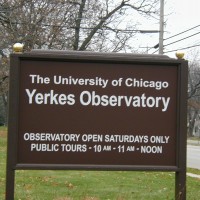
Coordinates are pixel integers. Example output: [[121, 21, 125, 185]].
[[188, 136, 200, 141], [1, 127, 200, 200]]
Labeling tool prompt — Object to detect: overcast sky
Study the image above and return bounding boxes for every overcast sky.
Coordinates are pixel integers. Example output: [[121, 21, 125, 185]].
[[135, 0, 200, 59], [163, 0, 200, 58]]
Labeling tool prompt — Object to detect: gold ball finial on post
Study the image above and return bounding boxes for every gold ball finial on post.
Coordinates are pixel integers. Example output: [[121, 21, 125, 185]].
[[13, 43, 24, 53], [175, 51, 185, 59]]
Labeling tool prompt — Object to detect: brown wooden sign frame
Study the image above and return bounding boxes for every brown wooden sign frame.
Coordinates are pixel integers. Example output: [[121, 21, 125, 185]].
[[6, 50, 188, 200]]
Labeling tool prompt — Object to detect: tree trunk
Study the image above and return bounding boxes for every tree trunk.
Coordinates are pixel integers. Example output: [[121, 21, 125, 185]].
[[188, 108, 198, 137], [2, 93, 8, 126]]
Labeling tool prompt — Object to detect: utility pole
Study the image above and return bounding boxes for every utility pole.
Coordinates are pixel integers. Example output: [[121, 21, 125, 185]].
[[159, 0, 164, 54]]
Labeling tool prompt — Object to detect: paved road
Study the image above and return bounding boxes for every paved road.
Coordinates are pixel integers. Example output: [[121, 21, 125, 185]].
[[187, 145, 200, 170]]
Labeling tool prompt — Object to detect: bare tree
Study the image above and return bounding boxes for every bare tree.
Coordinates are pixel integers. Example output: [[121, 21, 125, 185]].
[[0, 0, 160, 124], [187, 51, 200, 137], [0, 0, 159, 52], [0, 53, 9, 125], [71, 0, 159, 52], [0, 0, 76, 50]]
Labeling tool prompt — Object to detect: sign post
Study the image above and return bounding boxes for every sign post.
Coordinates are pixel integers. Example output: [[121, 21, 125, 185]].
[[6, 50, 188, 199]]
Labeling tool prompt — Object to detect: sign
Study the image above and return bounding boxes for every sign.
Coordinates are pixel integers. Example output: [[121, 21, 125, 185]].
[[18, 60, 177, 167], [6, 51, 188, 199]]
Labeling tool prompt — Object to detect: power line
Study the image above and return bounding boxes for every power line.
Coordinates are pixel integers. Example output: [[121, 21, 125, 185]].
[[153, 24, 200, 49], [152, 49, 159, 54], [164, 24, 200, 41], [164, 31, 200, 47], [164, 44, 200, 53], [4, 21, 159, 33]]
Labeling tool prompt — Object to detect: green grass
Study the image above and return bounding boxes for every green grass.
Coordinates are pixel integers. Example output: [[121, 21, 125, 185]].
[[188, 136, 200, 141], [13, 170, 176, 200], [0, 126, 7, 131], [187, 168, 200, 175], [0, 127, 7, 200], [1, 129, 200, 200]]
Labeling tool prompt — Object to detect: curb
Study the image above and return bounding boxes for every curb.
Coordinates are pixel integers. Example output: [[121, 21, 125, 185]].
[[187, 173, 200, 179]]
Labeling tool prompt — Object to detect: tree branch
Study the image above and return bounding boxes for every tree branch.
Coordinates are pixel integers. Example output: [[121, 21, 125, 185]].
[[73, 0, 86, 50], [0, 76, 8, 86], [79, 2, 126, 51]]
